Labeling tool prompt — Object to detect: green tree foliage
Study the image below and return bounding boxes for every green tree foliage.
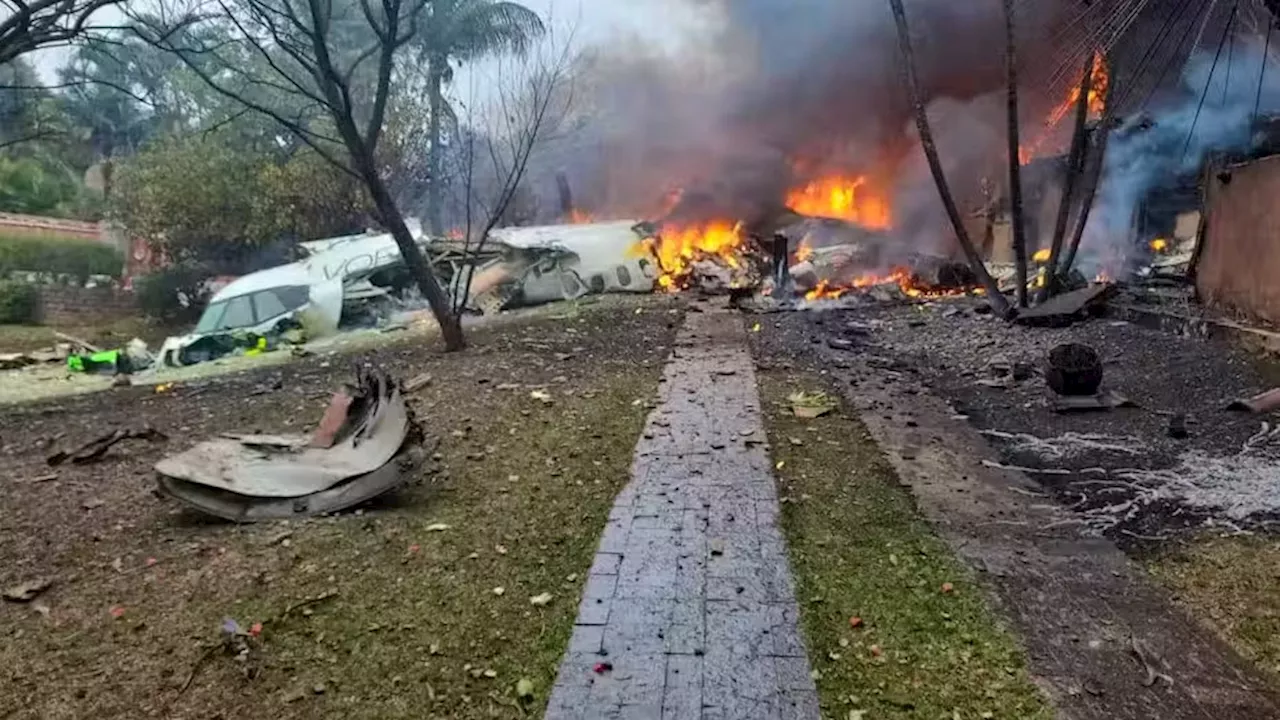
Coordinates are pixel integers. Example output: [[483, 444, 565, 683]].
[[112, 131, 372, 271], [0, 156, 79, 215]]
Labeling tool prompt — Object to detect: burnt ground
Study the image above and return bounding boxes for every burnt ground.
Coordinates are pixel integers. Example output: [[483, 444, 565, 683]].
[[749, 300, 1280, 719], [779, 296, 1280, 545], [0, 296, 682, 719]]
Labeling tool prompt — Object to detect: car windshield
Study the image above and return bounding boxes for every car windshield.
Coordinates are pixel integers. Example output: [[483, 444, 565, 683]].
[[193, 286, 310, 334]]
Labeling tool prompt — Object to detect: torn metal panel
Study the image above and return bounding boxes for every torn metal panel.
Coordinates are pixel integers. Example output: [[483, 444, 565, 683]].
[[156, 378, 407, 497], [443, 220, 657, 313], [155, 371, 419, 521], [158, 446, 424, 523]]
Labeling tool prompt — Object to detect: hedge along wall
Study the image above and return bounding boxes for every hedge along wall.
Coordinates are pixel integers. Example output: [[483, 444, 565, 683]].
[[0, 234, 125, 283]]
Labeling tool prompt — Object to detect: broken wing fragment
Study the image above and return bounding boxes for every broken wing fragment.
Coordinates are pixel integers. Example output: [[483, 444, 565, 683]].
[[154, 369, 423, 521]]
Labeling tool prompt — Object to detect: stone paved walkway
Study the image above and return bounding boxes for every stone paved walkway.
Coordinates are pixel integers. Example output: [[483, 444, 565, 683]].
[[544, 311, 820, 720]]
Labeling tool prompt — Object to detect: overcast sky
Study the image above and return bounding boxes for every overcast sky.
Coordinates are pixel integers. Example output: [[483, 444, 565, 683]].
[[28, 0, 712, 81]]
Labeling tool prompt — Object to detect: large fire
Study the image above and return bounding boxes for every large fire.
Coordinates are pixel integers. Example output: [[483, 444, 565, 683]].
[[638, 174, 894, 291], [785, 175, 892, 230], [639, 220, 747, 291]]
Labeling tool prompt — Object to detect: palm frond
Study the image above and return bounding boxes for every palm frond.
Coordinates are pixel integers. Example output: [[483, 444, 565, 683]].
[[419, 0, 546, 66]]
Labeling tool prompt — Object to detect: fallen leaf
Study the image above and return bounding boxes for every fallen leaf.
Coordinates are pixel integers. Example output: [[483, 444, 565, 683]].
[[492, 587, 506, 596], [495, 545, 508, 555], [145, 557, 158, 567], [3, 579, 53, 603], [249, 622, 263, 637], [483, 669, 498, 679], [942, 582, 955, 594], [425, 523, 451, 532], [529, 593, 553, 607], [849, 616, 864, 629], [110, 606, 126, 619], [408, 544, 421, 553], [516, 677, 535, 699], [788, 391, 837, 419], [751, 323, 762, 332], [775, 461, 786, 470], [869, 645, 883, 657], [593, 662, 613, 674]]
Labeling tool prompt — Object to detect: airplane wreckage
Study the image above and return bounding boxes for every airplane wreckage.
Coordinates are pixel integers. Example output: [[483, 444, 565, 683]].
[[153, 210, 925, 369], [154, 368, 423, 521], [156, 220, 658, 367]]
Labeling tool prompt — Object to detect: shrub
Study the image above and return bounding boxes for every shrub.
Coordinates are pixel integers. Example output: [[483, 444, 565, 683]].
[[134, 264, 212, 324], [0, 234, 124, 283], [0, 281, 38, 324]]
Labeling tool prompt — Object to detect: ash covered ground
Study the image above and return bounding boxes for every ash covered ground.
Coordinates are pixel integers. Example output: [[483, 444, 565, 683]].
[[752, 293, 1280, 545]]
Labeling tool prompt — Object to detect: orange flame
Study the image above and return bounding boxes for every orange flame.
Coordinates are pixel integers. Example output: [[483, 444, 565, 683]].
[[1046, 52, 1109, 129], [637, 220, 746, 291], [804, 267, 981, 302], [785, 175, 892, 230], [1022, 52, 1109, 165], [1150, 237, 1169, 253], [795, 240, 815, 263], [566, 208, 594, 224]]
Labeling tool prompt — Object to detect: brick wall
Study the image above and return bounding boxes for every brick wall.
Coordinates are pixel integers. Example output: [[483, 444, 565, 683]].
[[0, 213, 104, 242], [35, 286, 138, 326]]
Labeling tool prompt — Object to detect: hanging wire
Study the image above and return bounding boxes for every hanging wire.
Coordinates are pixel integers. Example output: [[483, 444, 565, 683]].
[[1133, 0, 1210, 111], [1183, 2, 1240, 158], [1224, 7, 1236, 103], [1254, 12, 1274, 123]]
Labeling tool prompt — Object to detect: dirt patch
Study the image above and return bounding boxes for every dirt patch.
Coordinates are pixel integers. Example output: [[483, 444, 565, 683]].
[[757, 368, 1051, 719], [0, 298, 681, 719]]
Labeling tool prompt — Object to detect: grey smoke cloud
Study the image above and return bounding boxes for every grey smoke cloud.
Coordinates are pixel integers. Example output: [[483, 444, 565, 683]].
[[1083, 35, 1280, 272]]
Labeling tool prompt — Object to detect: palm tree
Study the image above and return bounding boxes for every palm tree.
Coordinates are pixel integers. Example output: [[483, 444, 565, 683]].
[[415, 0, 544, 235]]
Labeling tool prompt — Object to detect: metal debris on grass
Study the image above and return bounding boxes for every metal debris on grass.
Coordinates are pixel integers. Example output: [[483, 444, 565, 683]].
[[154, 368, 424, 522]]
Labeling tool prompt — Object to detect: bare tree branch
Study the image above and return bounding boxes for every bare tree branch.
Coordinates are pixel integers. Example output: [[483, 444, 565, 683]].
[[0, 0, 124, 66]]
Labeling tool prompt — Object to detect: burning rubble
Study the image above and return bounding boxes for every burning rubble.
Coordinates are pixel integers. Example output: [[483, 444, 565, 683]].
[[626, 170, 986, 306]]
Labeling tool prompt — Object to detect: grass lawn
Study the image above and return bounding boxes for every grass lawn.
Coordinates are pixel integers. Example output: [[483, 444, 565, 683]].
[[758, 369, 1052, 720], [0, 298, 679, 719], [1148, 536, 1280, 679]]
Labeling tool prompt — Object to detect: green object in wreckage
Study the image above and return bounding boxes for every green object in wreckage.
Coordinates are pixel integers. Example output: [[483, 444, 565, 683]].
[[67, 349, 121, 374]]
